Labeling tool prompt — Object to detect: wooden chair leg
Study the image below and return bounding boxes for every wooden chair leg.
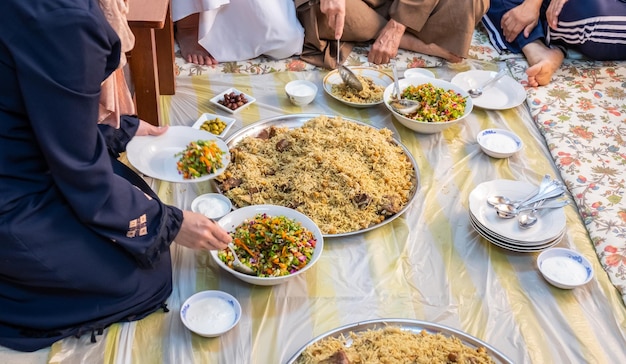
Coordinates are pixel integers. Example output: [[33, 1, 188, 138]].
[[155, 4, 176, 96], [128, 28, 161, 126]]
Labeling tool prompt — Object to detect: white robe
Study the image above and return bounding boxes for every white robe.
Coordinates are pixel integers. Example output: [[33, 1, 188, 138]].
[[172, 0, 304, 62]]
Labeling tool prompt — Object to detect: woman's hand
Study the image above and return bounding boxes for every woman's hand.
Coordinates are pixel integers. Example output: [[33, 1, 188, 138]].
[[174, 211, 232, 251], [501, 0, 542, 42], [136, 119, 168, 136], [320, 0, 346, 39], [368, 19, 405, 64], [546, 0, 568, 30]]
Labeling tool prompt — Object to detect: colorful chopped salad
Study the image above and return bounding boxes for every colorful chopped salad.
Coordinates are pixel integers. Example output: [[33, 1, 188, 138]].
[[401, 83, 467, 122], [218, 213, 317, 277], [175, 140, 225, 179]]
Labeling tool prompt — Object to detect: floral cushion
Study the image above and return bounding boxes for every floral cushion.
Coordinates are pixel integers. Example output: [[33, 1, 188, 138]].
[[508, 58, 626, 304], [174, 25, 510, 77]]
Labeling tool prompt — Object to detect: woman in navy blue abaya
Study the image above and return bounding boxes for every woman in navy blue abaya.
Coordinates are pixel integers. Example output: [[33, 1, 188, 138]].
[[0, 0, 231, 352]]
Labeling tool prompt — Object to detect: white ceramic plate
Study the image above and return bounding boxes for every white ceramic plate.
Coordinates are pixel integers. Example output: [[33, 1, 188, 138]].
[[470, 211, 565, 246], [451, 70, 526, 110], [468, 180, 566, 243], [191, 113, 236, 138], [209, 87, 256, 114], [470, 213, 564, 253], [322, 67, 393, 108], [126, 126, 230, 183]]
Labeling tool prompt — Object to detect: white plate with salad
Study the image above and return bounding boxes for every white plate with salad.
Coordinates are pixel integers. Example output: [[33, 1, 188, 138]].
[[126, 126, 230, 183]]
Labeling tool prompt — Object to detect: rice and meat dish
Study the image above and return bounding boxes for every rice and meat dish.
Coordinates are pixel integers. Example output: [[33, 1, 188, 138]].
[[215, 116, 415, 235], [330, 75, 384, 104], [295, 326, 497, 364]]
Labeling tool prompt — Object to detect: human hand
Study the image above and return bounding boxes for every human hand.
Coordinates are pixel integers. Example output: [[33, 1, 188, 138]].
[[501, 1, 542, 42], [174, 211, 232, 251], [368, 19, 405, 64], [546, 0, 568, 29], [320, 0, 346, 39], [136, 119, 168, 136]]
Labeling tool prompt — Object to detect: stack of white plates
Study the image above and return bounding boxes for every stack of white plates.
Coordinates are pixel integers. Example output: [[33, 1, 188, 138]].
[[468, 180, 566, 252]]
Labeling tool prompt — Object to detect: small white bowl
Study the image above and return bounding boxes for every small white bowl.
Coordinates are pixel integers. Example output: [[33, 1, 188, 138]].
[[192, 113, 236, 138], [180, 290, 241, 337], [403, 68, 435, 79], [477, 128, 523, 158], [537, 248, 594, 289], [191, 193, 233, 220], [210, 87, 256, 114], [285, 80, 318, 106]]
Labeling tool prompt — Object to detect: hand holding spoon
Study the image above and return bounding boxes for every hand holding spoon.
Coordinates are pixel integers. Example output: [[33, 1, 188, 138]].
[[336, 39, 363, 91], [227, 243, 255, 275]]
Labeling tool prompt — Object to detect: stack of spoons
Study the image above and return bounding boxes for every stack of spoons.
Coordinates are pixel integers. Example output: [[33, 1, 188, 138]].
[[468, 177, 569, 253]]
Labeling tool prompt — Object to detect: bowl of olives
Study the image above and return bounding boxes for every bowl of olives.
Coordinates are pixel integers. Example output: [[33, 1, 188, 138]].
[[192, 113, 236, 138], [210, 88, 256, 114]]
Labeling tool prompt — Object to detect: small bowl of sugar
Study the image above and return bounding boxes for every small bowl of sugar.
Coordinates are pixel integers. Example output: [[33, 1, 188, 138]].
[[191, 193, 233, 220], [285, 80, 318, 106], [537, 247, 594, 289], [477, 128, 523, 159], [180, 290, 241, 337]]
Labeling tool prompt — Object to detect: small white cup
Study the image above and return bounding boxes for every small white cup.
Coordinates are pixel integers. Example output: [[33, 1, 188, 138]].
[[285, 80, 317, 106], [403, 68, 435, 79]]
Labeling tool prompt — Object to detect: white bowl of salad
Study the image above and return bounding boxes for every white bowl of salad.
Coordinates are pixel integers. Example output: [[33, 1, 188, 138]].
[[210, 204, 324, 286], [383, 77, 473, 134]]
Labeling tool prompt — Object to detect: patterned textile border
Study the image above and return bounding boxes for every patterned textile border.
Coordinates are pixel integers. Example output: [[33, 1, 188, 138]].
[[507, 58, 626, 305], [174, 24, 522, 77]]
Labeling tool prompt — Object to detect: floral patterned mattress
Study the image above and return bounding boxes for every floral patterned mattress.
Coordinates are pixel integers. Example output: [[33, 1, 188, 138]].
[[507, 58, 626, 304], [172, 25, 626, 306]]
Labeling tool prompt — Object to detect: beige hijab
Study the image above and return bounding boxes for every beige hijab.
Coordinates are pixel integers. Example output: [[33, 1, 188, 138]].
[[98, 0, 136, 128]]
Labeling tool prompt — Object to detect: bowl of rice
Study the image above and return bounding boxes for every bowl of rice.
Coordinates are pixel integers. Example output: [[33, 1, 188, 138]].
[[323, 67, 393, 108], [209, 204, 324, 286], [383, 78, 473, 134]]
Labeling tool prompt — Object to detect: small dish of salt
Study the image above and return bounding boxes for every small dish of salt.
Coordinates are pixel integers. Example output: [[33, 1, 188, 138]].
[[537, 247, 594, 289], [477, 128, 523, 159], [191, 193, 233, 220]]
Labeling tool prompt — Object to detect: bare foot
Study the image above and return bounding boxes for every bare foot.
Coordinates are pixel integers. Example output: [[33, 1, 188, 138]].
[[175, 14, 218, 66], [522, 41, 565, 86]]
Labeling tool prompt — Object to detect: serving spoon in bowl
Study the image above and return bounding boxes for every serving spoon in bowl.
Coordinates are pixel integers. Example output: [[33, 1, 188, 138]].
[[227, 243, 256, 275], [389, 60, 421, 115], [336, 39, 363, 91]]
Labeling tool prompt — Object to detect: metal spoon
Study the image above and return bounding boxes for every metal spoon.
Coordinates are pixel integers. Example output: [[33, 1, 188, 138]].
[[493, 179, 564, 214], [389, 60, 420, 115], [336, 39, 363, 91], [517, 200, 545, 229], [486, 174, 552, 208], [227, 243, 256, 275], [494, 200, 570, 219], [468, 69, 507, 98]]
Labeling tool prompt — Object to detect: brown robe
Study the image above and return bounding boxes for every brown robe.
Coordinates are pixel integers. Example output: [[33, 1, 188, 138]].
[[295, 0, 489, 68]]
